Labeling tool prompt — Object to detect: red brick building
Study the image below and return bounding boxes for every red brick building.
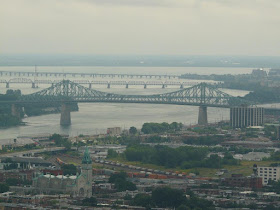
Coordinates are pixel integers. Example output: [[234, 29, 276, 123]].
[[223, 174, 263, 189]]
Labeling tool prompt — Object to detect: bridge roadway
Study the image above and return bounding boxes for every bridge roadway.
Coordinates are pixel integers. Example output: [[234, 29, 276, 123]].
[[0, 70, 179, 79], [0, 78, 214, 89]]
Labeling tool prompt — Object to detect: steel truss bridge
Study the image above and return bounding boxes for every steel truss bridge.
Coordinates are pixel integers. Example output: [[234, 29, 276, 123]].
[[0, 78, 212, 89], [9, 80, 253, 126]]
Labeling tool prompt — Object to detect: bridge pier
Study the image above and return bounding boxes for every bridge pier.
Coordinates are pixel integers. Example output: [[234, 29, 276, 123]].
[[89, 83, 92, 89], [32, 82, 36, 88], [180, 84, 184, 89], [11, 104, 21, 119], [107, 83, 111, 89], [144, 84, 147, 89], [6, 82, 9, 88], [60, 103, 71, 126], [198, 106, 208, 125], [162, 84, 165, 89], [126, 84, 129, 88]]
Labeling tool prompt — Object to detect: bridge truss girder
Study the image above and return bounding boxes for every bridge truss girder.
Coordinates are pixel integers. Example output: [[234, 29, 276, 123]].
[[18, 80, 252, 108]]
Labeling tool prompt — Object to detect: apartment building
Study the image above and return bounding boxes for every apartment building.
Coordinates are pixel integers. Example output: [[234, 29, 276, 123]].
[[257, 166, 280, 185]]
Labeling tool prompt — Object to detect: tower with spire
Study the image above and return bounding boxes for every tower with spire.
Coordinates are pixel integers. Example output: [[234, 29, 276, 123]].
[[80, 146, 93, 197]]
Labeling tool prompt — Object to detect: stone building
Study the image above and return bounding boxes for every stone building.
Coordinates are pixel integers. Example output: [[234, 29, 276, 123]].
[[32, 147, 92, 197]]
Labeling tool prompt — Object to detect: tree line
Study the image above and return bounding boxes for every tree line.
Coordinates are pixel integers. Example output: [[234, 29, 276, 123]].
[[141, 122, 183, 134], [124, 144, 238, 169], [132, 187, 215, 209]]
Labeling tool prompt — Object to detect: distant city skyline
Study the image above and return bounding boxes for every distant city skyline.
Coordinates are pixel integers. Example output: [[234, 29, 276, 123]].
[[1, 0, 280, 56]]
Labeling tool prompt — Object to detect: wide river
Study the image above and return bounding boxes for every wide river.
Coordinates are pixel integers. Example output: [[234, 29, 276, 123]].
[[0, 66, 255, 139]]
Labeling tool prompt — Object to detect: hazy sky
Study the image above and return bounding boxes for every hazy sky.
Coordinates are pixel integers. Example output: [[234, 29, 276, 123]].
[[1, 0, 280, 56]]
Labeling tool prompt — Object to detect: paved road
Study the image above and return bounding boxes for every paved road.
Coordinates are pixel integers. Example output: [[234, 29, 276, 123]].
[[0, 147, 65, 157]]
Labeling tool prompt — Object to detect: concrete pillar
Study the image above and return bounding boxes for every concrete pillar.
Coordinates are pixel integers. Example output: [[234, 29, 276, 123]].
[[60, 103, 71, 126], [6, 83, 9, 88], [198, 106, 208, 125], [144, 84, 147, 89], [11, 104, 21, 119], [107, 83, 111, 89], [180, 84, 184, 89], [89, 83, 92, 89], [162, 84, 165, 89], [126, 84, 129, 89], [32, 82, 36, 88]]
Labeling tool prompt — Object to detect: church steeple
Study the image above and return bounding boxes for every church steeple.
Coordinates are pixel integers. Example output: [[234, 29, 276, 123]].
[[80, 146, 93, 198], [82, 146, 92, 164]]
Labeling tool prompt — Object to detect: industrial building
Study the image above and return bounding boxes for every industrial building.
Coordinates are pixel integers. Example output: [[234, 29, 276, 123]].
[[230, 107, 264, 128]]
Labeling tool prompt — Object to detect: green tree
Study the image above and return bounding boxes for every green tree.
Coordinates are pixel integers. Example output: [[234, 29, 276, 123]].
[[129, 126, 137, 135], [0, 183, 9, 193], [141, 122, 182, 134], [177, 205, 190, 210], [6, 178, 20, 186], [152, 187, 186, 208], [82, 197, 97, 206], [109, 172, 137, 192], [133, 193, 153, 209], [109, 171, 128, 183], [50, 134, 64, 145], [50, 134, 72, 150], [107, 149, 118, 158], [61, 164, 77, 175]]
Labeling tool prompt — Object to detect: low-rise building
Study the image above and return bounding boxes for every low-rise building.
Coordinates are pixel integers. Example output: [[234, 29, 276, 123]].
[[107, 127, 122, 136], [223, 174, 263, 189]]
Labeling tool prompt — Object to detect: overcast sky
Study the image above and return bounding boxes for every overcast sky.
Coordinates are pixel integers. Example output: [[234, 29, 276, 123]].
[[1, 0, 280, 56]]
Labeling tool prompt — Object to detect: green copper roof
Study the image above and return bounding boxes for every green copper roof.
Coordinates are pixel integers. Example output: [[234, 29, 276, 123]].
[[82, 146, 92, 164]]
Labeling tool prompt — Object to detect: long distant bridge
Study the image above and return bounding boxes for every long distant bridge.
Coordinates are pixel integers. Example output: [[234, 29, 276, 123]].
[[7, 80, 253, 126], [0, 78, 217, 89], [0, 70, 179, 79]]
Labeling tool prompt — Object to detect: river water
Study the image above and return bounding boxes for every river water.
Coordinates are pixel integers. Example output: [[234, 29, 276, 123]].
[[0, 66, 252, 139]]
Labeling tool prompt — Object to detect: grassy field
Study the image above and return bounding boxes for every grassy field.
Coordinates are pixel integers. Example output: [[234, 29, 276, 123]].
[[108, 157, 280, 178]]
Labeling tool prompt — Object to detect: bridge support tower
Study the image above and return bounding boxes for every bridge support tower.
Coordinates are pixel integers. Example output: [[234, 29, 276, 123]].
[[144, 84, 147, 89], [32, 82, 36, 88], [107, 83, 111, 89], [60, 103, 71, 126], [6, 83, 9, 88], [89, 83, 92, 89], [198, 105, 208, 125], [126, 84, 128, 88], [11, 104, 21, 119]]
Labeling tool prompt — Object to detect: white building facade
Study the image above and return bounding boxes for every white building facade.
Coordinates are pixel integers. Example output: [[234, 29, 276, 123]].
[[257, 166, 280, 185]]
